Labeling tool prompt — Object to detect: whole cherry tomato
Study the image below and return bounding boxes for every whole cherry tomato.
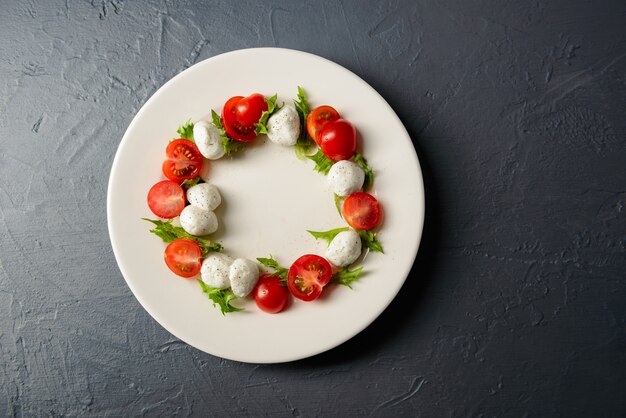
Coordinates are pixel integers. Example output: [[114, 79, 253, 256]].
[[319, 119, 357, 161]]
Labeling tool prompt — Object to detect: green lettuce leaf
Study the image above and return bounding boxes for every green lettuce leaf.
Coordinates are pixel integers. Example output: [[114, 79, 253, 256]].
[[177, 119, 194, 141], [331, 266, 364, 288], [255, 94, 281, 135], [307, 149, 334, 175], [334, 193, 343, 216], [293, 86, 316, 159], [198, 280, 242, 315], [307, 227, 350, 246], [180, 177, 201, 190], [211, 110, 245, 156], [257, 255, 289, 284], [354, 152, 374, 191], [358, 229, 384, 253], [142, 218, 222, 257]]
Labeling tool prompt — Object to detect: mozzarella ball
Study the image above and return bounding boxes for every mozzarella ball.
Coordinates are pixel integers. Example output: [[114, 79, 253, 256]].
[[187, 183, 221, 211], [179, 205, 218, 236], [200, 253, 234, 289], [229, 258, 259, 298], [266, 104, 300, 146], [326, 230, 362, 267], [327, 160, 365, 197], [194, 120, 225, 160]]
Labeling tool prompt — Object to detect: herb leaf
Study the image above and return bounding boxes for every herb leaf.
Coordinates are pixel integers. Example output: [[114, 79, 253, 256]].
[[354, 152, 374, 191], [198, 280, 243, 315], [257, 255, 289, 284], [294, 86, 311, 117], [212, 109, 245, 156], [331, 266, 364, 288], [334, 193, 343, 217], [255, 94, 281, 135], [358, 229, 384, 253], [307, 227, 350, 246], [177, 120, 194, 141], [222, 137, 245, 155], [295, 132, 316, 159], [293, 86, 315, 159], [142, 218, 222, 256], [211, 109, 223, 129], [180, 177, 201, 190], [307, 149, 334, 175]]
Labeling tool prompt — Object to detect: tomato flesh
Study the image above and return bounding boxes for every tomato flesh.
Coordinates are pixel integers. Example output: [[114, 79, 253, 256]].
[[306, 105, 340, 145], [147, 180, 185, 218], [319, 119, 357, 161], [342, 192, 381, 231], [162, 139, 203, 182], [222, 93, 268, 142], [287, 254, 333, 302], [164, 238, 203, 278], [253, 274, 290, 313]]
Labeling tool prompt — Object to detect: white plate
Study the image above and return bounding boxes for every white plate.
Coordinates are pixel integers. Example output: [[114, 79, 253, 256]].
[[107, 48, 424, 363]]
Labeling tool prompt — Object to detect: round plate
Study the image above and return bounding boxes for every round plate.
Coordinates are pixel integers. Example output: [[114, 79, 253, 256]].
[[107, 48, 424, 363]]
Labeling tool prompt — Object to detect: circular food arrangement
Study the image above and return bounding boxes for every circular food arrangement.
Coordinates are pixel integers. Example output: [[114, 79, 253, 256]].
[[143, 87, 384, 315]]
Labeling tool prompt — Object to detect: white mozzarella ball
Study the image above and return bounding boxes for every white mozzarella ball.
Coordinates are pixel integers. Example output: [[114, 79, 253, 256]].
[[327, 160, 365, 197], [179, 205, 218, 236], [326, 230, 362, 267], [229, 258, 259, 298], [194, 120, 225, 160], [200, 253, 234, 289], [187, 183, 221, 211], [266, 104, 300, 146]]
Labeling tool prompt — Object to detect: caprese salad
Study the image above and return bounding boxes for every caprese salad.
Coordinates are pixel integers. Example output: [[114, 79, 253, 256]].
[[143, 87, 383, 315]]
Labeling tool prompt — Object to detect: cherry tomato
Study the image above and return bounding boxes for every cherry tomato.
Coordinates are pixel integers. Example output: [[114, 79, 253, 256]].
[[162, 139, 203, 182], [164, 238, 203, 278], [342, 192, 381, 230], [306, 105, 340, 145], [318, 119, 357, 161], [147, 180, 185, 219], [253, 274, 290, 313], [222, 93, 268, 142], [287, 254, 333, 302], [235, 93, 268, 126]]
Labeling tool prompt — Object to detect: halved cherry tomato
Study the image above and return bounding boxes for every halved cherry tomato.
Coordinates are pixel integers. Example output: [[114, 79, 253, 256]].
[[306, 105, 340, 145], [164, 238, 203, 278], [253, 274, 290, 313], [162, 139, 203, 182], [342, 192, 381, 230], [318, 119, 357, 161], [222, 93, 268, 142], [147, 180, 185, 218], [287, 254, 333, 302]]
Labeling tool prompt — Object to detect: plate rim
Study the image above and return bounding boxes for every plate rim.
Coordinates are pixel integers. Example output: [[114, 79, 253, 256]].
[[107, 47, 425, 363]]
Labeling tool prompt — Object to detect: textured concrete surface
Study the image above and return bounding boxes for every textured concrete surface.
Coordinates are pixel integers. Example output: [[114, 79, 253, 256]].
[[1, 0, 625, 416]]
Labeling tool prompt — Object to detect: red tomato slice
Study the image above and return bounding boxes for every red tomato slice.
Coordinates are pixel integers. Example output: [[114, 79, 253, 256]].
[[222, 94, 268, 142], [147, 180, 185, 218], [342, 192, 381, 230], [164, 238, 203, 278], [319, 119, 357, 161], [287, 254, 333, 302], [306, 105, 340, 145], [253, 274, 290, 313], [162, 139, 203, 182]]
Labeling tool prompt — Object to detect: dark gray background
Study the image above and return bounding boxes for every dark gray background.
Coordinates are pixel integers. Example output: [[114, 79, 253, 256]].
[[1, 0, 625, 416]]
